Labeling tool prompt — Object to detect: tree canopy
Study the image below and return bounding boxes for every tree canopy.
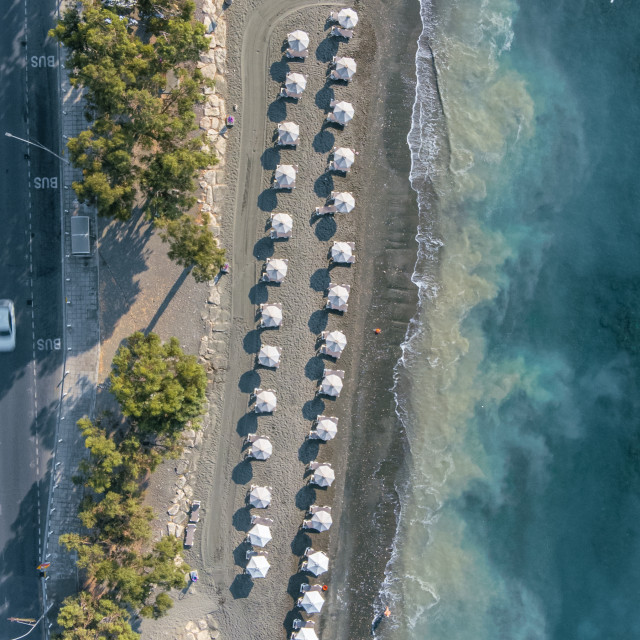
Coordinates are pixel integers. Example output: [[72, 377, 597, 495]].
[[50, 0, 224, 279]]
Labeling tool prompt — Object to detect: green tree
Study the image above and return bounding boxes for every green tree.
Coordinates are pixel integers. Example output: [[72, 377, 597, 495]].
[[76, 417, 123, 493], [56, 592, 139, 640], [110, 332, 207, 436], [160, 214, 226, 282]]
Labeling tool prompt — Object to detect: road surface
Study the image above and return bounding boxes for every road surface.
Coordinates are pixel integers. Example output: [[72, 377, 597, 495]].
[[0, 0, 62, 636]]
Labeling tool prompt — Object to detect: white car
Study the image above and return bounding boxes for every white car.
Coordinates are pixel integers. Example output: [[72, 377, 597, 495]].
[[0, 300, 15, 352]]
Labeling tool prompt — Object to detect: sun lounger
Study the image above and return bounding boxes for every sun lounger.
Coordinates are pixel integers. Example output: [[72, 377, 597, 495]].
[[315, 205, 338, 215], [280, 88, 303, 99], [286, 48, 309, 59], [330, 26, 353, 38]]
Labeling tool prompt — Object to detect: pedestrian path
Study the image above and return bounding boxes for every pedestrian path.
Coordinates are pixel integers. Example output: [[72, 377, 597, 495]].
[[41, 34, 100, 620]]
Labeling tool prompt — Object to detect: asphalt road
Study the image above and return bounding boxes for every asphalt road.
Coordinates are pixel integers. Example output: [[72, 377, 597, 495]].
[[0, 0, 62, 635]]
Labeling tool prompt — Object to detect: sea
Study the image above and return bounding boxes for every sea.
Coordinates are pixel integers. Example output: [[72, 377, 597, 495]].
[[384, 0, 640, 637]]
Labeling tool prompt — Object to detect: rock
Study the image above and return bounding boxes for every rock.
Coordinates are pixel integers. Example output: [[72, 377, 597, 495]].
[[202, 0, 216, 16], [175, 524, 184, 538], [203, 169, 217, 185], [214, 137, 227, 157], [199, 337, 209, 356], [184, 429, 196, 440], [212, 185, 225, 202], [167, 503, 180, 516], [200, 52, 217, 65], [210, 632, 220, 640], [206, 186, 213, 205], [217, 98, 226, 114], [175, 488, 185, 501], [214, 49, 226, 74], [176, 460, 189, 475], [201, 65, 217, 81], [206, 615, 219, 630], [208, 94, 220, 107], [196, 631, 210, 640], [185, 634, 196, 640], [183, 484, 194, 498], [215, 169, 224, 184], [208, 34, 217, 48], [215, 18, 226, 43], [173, 511, 187, 525], [208, 288, 220, 305], [200, 116, 211, 130], [167, 522, 176, 537], [195, 431, 204, 446], [210, 117, 220, 131], [198, 620, 208, 631], [186, 622, 199, 634], [201, 204, 212, 213], [176, 476, 187, 489]]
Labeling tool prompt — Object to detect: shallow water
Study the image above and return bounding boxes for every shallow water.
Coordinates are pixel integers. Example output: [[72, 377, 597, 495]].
[[387, 0, 640, 637]]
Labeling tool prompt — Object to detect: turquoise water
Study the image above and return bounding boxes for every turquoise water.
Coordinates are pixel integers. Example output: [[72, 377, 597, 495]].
[[386, 0, 640, 637]]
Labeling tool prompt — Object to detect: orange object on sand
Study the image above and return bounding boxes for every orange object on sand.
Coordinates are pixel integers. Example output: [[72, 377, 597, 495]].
[[374, 328, 382, 334], [383, 606, 391, 617], [322, 584, 328, 591]]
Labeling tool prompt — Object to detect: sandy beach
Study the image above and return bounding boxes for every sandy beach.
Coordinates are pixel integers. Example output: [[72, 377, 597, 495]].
[[94, 1, 420, 638]]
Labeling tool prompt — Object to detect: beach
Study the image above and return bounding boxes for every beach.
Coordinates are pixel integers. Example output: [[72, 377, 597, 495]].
[[94, 0, 420, 639]]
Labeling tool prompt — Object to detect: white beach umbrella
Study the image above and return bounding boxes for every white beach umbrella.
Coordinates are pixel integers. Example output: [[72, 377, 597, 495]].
[[312, 464, 335, 487], [285, 72, 307, 95], [250, 437, 273, 460], [287, 29, 309, 52], [330, 242, 353, 263], [337, 8, 359, 28], [293, 629, 319, 640], [247, 523, 272, 547], [315, 417, 338, 441], [299, 590, 325, 614], [261, 304, 283, 328], [310, 510, 333, 532], [278, 121, 300, 146], [332, 191, 355, 213], [332, 147, 355, 170], [264, 258, 288, 282], [325, 330, 347, 354], [331, 101, 354, 125], [255, 389, 277, 413], [306, 551, 330, 576], [334, 56, 357, 80], [258, 344, 281, 368], [327, 284, 350, 309], [274, 165, 297, 188], [249, 486, 272, 508], [271, 212, 293, 235], [321, 373, 343, 397], [246, 554, 270, 578]]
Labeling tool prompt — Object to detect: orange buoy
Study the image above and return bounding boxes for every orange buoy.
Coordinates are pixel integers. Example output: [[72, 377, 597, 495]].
[[322, 585, 328, 591], [374, 328, 382, 334], [383, 606, 391, 618]]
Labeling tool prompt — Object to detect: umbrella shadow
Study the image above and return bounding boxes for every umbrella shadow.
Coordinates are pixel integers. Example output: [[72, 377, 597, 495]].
[[239, 370, 261, 393], [305, 355, 325, 381], [299, 438, 320, 464], [236, 412, 257, 438], [248, 282, 269, 306], [308, 309, 328, 334], [315, 35, 339, 63], [231, 458, 254, 485], [261, 147, 280, 170], [313, 129, 335, 154], [243, 328, 262, 354], [315, 84, 334, 113], [313, 216, 337, 241], [270, 59, 289, 82], [287, 572, 310, 600], [291, 525, 313, 553], [295, 485, 316, 512], [302, 397, 324, 421], [254, 236, 274, 260], [310, 268, 331, 292], [268, 99, 287, 123], [258, 188, 278, 212], [229, 573, 254, 599], [313, 172, 333, 198], [283, 610, 300, 636], [232, 506, 252, 532]]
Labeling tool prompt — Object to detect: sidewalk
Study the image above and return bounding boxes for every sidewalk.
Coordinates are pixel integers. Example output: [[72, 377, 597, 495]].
[[41, 37, 100, 620]]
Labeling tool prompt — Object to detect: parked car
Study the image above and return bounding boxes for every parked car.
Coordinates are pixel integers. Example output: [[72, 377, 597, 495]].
[[189, 500, 201, 523], [0, 300, 16, 352], [184, 523, 197, 548]]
